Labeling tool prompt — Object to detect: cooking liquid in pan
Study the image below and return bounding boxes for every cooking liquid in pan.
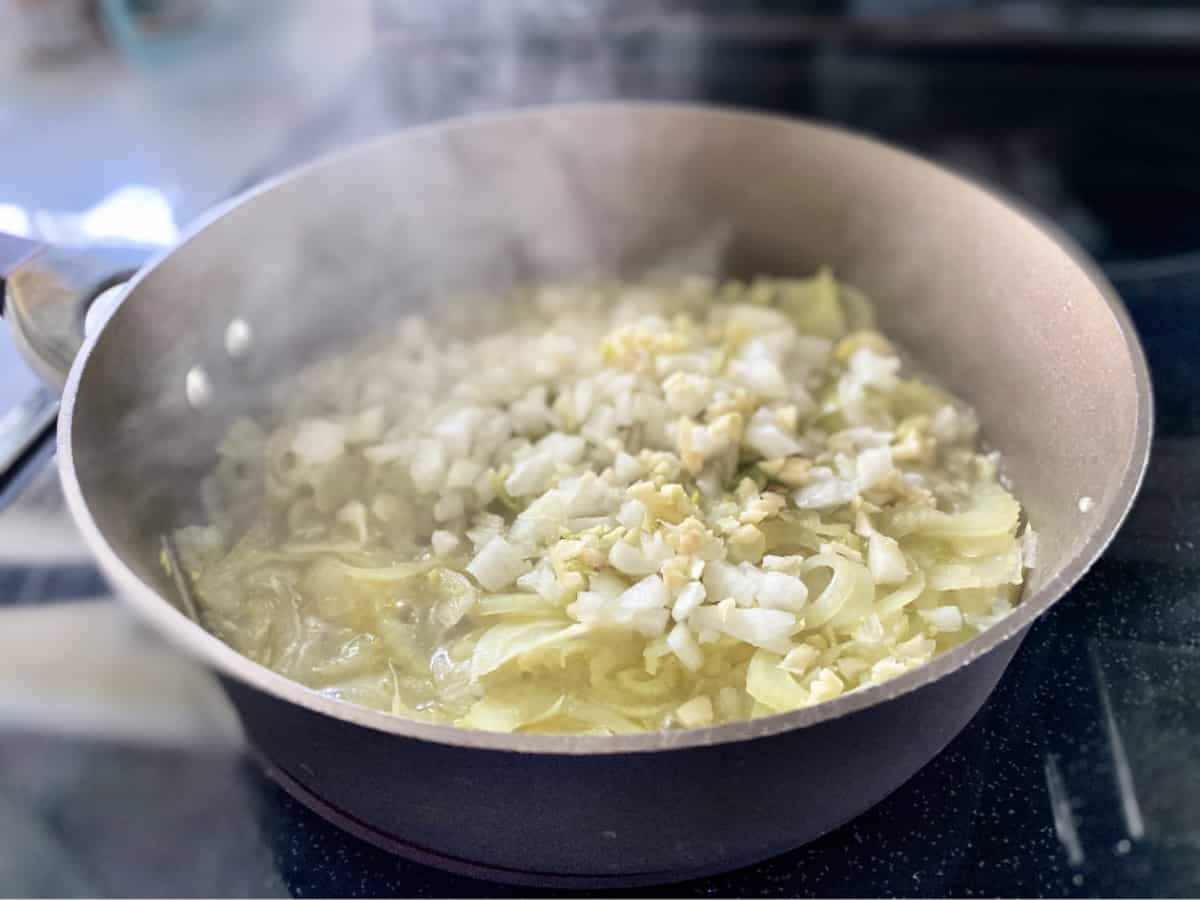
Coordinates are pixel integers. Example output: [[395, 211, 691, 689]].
[[173, 271, 1033, 734]]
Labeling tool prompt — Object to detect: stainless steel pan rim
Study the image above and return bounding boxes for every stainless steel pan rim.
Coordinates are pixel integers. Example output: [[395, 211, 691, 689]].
[[54, 101, 1154, 756]]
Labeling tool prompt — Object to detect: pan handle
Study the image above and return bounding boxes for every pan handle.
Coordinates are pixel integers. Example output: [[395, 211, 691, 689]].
[[0, 232, 153, 502], [0, 232, 152, 388]]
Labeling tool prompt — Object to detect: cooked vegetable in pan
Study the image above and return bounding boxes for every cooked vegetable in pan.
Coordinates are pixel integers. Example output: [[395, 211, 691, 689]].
[[175, 271, 1033, 733]]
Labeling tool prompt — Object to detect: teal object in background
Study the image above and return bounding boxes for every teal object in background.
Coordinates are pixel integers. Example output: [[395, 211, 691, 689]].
[[98, 0, 269, 69]]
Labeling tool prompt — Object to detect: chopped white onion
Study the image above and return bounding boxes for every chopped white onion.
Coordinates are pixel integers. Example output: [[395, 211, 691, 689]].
[[756, 570, 808, 612], [675, 694, 713, 727], [919, 605, 964, 633], [793, 477, 858, 510], [467, 536, 530, 591], [432, 530, 460, 558], [292, 420, 346, 466], [667, 622, 704, 672], [867, 532, 909, 585]]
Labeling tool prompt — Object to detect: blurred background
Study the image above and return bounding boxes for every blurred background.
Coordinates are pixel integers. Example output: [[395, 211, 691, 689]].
[[1, 1, 1199, 896]]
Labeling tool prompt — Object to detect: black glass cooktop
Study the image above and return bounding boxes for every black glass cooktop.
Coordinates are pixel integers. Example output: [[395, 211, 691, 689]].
[[2, 5, 1199, 897]]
